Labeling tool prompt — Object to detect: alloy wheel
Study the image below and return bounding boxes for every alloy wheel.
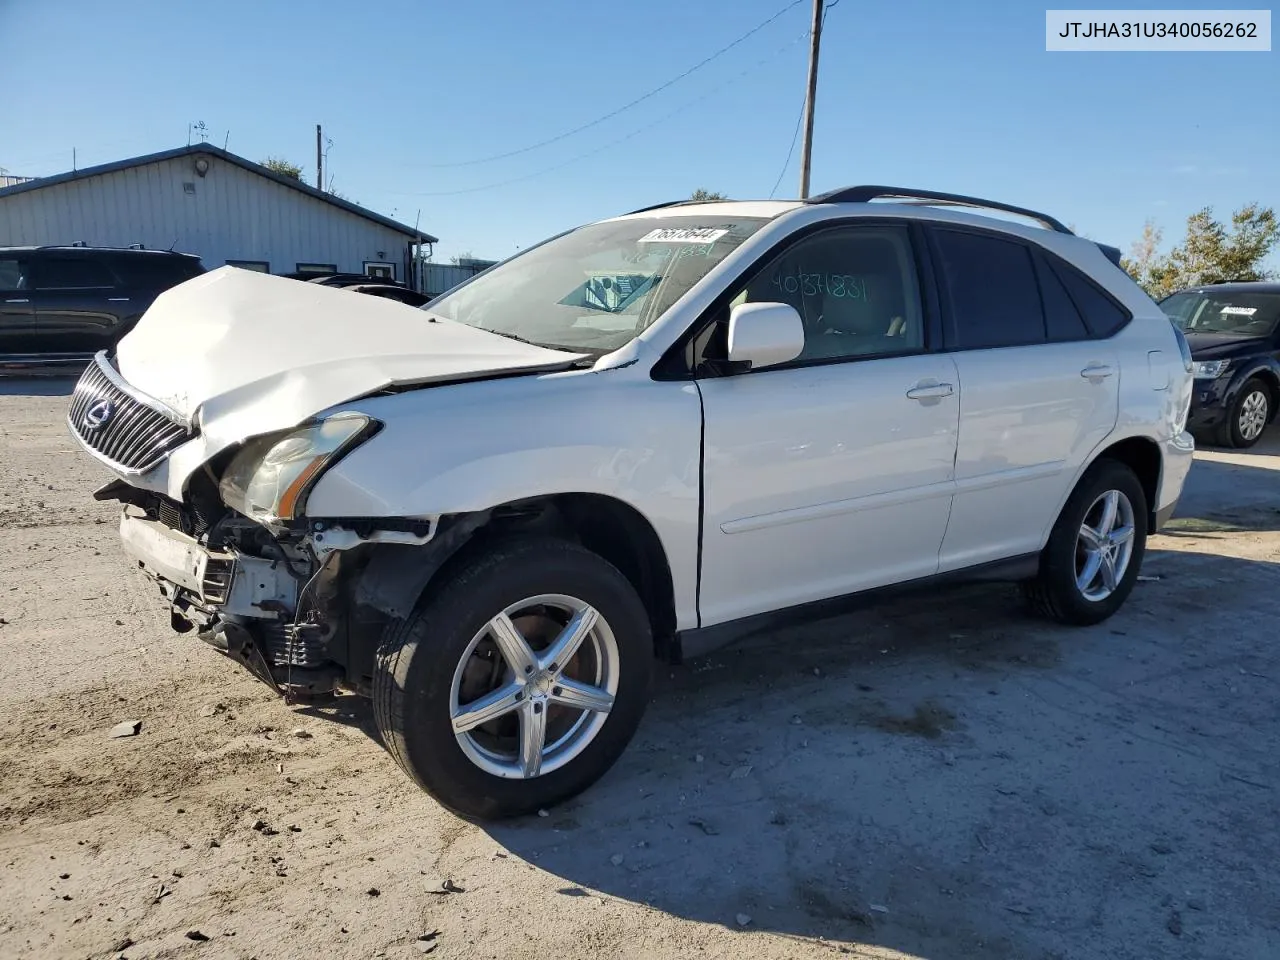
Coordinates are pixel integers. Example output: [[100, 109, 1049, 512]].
[[1075, 489, 1136, 602], [448, 594, 619, 779], [1238, 389, 1269, 443]]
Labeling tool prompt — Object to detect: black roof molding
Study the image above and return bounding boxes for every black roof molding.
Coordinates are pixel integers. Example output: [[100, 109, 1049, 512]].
[[0, 145, 437, 243], [806, 185, 1073, 235]]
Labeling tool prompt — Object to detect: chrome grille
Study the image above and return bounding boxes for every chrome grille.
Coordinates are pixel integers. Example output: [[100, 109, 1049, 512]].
[[67, 355, 193, 474]]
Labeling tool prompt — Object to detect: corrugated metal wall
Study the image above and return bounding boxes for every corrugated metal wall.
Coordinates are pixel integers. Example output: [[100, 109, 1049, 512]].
[[0, 154, 415, 281], [423, 262, 490, 299]]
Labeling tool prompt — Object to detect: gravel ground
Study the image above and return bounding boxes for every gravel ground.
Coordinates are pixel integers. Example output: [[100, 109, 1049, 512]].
[[1, 376, 1278, 960]]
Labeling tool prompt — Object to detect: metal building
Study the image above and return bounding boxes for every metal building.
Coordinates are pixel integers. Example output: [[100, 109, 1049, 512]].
[[0, 145, 437, 288]]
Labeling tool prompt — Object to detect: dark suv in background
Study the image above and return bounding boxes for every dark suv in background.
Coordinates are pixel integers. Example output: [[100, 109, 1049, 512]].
[[0, 245, 205, 366], [1160, 282, 1280, 448]]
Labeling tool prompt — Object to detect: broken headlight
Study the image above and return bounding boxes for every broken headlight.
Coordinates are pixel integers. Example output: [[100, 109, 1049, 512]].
[[219, 413, 378, 525]]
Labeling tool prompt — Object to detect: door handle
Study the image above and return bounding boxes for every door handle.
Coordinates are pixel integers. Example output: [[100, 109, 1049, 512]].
[[1080, 364, 1115, 382], [4, 298, 30, 304], [906, 381, 955, 403]]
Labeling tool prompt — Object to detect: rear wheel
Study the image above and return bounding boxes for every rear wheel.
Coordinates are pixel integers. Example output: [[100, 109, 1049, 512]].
[[1023, 459, 1148, 626], [1217, 378, 1271, 449], [373, 538, 652, 820]]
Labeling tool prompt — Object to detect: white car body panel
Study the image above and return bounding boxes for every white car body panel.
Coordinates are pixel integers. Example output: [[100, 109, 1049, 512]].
[[697, 354, 960, 625], [70, 199, 1196, 640], [938, 338, 1120, 571], [305, 361, 705, 630]]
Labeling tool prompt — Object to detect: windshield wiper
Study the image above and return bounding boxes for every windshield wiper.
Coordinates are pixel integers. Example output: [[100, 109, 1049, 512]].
[[475, 327, 544, 347]]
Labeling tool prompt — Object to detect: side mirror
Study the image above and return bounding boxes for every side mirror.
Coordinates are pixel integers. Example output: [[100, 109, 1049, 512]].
[[727, 301, 804, 370]]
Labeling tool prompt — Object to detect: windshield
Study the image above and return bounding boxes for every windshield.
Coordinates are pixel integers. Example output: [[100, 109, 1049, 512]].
[[1160, 290, 1280, 338], [424, 215, 769, 354]]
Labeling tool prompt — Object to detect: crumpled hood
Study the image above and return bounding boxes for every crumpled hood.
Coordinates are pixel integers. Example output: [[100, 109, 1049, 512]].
[[115, 266, 585, 450]]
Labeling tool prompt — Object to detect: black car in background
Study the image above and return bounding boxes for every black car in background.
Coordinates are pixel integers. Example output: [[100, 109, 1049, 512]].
[[1160, 283, 1280, 448], [0, 245, 205, 366], [286, 271, 432, 308]]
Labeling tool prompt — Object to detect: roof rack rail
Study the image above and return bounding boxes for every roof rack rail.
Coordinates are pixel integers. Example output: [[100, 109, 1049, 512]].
[[621, 197, 736, 216], [805, 185, 1073, 235]]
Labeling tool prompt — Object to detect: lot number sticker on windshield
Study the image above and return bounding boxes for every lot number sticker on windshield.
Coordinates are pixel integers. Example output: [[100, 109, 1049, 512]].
[[1220, 306, 1258, 316], [638, 227, 729, 245]]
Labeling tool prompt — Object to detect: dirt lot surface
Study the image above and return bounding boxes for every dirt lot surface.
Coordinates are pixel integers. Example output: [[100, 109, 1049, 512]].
[[1, 377, 1278, 960]]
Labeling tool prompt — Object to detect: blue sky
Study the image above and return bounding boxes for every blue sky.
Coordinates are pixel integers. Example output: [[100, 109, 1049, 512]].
[[1, 0, 1276, 263]]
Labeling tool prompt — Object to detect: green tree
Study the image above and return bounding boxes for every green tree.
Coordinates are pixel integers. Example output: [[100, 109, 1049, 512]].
[[689, 189, 727, 202], [1122, 204, 1278, 300], [1120, 220, 1175, 298], [261, 156, 304, 180]]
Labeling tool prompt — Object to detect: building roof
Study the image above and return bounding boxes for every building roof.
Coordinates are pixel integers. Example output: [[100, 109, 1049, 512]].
[[0, 145, 437, 244]]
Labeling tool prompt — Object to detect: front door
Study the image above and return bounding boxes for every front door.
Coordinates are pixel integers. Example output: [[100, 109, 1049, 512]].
[[927, 227, 1121, 571], [696, 224, 960, 626], [0, 255, 35, 355]]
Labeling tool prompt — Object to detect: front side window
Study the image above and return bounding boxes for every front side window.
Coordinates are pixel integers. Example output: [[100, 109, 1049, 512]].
[[425, 216, 768, 354], [30, 257, 115, 290], [725, 224, 925, 363], [0, 258, 27, 291], [1160, 290, 1280, 338], [933, 229, 1044, 350]]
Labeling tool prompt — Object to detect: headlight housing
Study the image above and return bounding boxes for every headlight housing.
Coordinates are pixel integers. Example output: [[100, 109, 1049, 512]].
[[1192, 359, 1231, 380], [219, 413, 378, 525]]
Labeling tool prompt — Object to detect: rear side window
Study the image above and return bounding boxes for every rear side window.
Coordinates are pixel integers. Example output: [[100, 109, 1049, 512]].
[[1033, 254, 1090, 341], [1047, 256, 1130, 337], [932, 229, 1045, 349], [30, 257, 115, 289], [116, 256, 204, 288]]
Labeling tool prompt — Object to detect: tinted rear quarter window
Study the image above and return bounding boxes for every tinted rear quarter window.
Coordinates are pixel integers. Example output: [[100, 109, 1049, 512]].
[[114, 255, 204, 288], [1033, 253, 1090, 341], [1047, 256, 1130, 337], [932, 229, 1045, 349]]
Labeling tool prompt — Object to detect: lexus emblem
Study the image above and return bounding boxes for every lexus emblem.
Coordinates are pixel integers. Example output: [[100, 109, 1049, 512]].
[[83, 398, 115, 431]]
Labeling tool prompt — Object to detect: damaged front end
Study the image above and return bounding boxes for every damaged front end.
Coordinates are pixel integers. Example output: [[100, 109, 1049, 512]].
[[100, 474, 340, 698], [79, 386, 429, 701]]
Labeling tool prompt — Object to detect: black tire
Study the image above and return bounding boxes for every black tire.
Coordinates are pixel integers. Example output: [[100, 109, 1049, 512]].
[[373, 537, 653, 820], [1215, 377, 1271, 449], [1023, 459, 1148, 626]]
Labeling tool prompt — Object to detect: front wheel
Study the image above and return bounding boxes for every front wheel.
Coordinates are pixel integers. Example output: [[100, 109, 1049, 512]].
[[373, 538, 653, 820], [1218, 378, 1271, 449], [1023, 459, 1148, 626]]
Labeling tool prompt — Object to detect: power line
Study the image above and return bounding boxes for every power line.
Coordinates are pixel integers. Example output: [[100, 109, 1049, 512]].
[[769, 98, 805, 199], [774, 0, 839, 199], [418, 0, 805, 169], [389, 31, 810, 198]]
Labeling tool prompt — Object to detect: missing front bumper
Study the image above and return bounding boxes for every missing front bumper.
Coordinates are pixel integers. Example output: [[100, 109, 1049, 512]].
[[118, 510, 342, 695], [119, 511, 299, 615]]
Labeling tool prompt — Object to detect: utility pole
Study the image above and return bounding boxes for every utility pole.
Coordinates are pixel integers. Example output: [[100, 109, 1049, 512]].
[[316, 124, 323, 190], [797, 0, 823, 199]]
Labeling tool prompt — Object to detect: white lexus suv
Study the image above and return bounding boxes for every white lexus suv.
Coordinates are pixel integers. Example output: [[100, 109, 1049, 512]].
[[68, 186, 1195, 819]]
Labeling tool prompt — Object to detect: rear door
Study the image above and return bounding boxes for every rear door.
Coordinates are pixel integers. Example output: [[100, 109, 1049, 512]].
[[0, 255, 36, 354], [928, 226, 1120, 572], [29, 255, 125, 355]]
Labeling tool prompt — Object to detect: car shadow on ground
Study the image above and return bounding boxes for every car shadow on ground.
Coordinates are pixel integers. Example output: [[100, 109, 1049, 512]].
[[1169, 429, 1280, 534], [475, 543, 1280, 958]]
